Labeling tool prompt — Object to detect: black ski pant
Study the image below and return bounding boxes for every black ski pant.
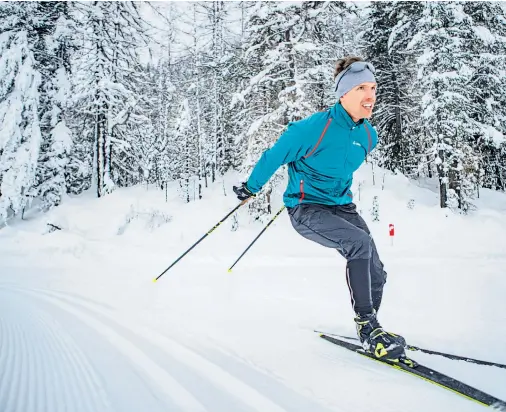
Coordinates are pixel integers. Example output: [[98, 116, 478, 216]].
[[288, 202, 387, 315]]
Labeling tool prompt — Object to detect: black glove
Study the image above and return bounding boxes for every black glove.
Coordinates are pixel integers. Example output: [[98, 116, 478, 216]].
[[233, 182, 255, 201]]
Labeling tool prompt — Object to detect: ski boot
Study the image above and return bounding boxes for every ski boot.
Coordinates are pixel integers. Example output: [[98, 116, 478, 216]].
[[354, 311, 406, 361]]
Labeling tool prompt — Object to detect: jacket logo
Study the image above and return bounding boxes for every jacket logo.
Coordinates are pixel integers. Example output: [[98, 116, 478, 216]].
[[352, 141, 367, 156]]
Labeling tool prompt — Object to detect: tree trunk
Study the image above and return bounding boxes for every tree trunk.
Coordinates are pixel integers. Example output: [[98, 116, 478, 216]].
[[96, 110, 107, 198], [437, 145, 447, 209]]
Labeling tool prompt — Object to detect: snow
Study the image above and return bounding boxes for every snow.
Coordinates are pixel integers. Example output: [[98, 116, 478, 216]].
[[451, 3, 467, 25], [0, 29, 42, 220], [1, 165, 506, 411], [51, 120, 73, 155], [247, 116, 266, 136], [483, 125, 505, 147], [293, 42, 318, 52], [249, 68, 269, 86], [54, 67, 71, 106], [473, 26, 495, 46]]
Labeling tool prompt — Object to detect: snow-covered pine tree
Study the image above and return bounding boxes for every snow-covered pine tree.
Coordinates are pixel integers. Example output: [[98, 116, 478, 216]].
[[311, 2, 358, 109], [236, 2, 336, 219], [0, 3, 42, 220], [462, 2, 506, 192], [139, 2, 181, 190], [64, 132, 92, 195], [183, 1, 243, 196], [179, 2, 244, 195], [124, 68, 158, 188], [72, 1, 148, 198], [175, 99, 199, 203], [361, 2, 424, 177], [174, 3, 208, 196], [142, 62, 177, 188], [237, 2, 294, 219], [407, 3, 479, 211], [31, 2, 74, 212], [371, 195, 380, 222], [222, 2, 256, 176], [200, 1, 228, 180], [140, 3, 203, 200]]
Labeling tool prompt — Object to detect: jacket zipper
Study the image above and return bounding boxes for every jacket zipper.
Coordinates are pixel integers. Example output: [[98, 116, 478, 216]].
[[299, 179, 305, 203]]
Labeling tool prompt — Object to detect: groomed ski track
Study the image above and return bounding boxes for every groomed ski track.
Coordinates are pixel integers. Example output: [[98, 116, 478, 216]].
[[1, 283, 324, 412], [1, 281, 504, 412]]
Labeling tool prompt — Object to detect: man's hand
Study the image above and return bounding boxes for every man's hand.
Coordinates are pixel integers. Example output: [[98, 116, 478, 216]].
[[233, 182, 255, 201]]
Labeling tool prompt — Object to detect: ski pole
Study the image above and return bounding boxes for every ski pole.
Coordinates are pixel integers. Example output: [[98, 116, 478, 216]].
[[228, 205, 286, 273], [153, 199, 249, 282]]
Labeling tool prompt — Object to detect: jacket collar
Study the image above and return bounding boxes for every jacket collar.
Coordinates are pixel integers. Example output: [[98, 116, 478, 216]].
[[329, 102, 364, 129]]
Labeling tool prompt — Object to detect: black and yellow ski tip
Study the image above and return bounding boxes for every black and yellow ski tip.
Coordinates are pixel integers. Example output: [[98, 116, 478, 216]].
[[228, 268, 232, 273], [153, 278, 157, 283]]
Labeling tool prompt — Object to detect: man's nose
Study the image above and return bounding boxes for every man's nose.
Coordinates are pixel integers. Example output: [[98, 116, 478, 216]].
[[365, 89, 376, 100]]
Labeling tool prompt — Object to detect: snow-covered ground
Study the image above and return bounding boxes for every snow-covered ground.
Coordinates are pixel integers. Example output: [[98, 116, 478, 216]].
[[1, 164, 506, 412]]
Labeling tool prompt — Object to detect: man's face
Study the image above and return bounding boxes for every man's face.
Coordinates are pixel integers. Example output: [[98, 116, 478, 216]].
[[340, 82, 377, 122]]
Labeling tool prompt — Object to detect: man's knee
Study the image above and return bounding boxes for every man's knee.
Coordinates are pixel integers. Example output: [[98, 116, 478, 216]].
[[347, 233, 372, 260]]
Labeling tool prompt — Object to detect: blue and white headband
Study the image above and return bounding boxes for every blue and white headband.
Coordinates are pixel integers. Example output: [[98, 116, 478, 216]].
[[334, 61, 376, 99]]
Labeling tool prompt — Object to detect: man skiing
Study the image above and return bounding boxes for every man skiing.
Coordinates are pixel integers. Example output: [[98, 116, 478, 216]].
[[233, 56, 406, 361]]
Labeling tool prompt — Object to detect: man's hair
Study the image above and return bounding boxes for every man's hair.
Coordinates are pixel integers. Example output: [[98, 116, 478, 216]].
[[333, 56, 364, 80]]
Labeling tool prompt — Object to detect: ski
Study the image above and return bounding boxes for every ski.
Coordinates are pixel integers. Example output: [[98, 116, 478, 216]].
[[314, 329, 506, 370], [318, 333, 506, 409]]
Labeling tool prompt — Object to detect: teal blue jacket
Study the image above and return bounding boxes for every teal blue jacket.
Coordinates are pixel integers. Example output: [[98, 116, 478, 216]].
[[246, 102, 378, 208]]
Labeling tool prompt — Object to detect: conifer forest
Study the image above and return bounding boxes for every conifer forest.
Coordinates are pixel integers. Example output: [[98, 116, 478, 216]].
[[1, 1, 505, 221]]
